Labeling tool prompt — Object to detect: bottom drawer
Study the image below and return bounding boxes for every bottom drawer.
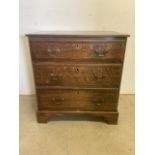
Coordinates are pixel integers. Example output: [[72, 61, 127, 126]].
[[37, 89, 119, 111]]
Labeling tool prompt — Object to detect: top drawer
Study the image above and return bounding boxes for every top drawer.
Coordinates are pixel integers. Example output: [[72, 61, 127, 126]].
[[29, 39, 126, 62]]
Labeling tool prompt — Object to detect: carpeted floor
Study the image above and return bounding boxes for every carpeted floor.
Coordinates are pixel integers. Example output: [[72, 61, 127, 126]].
[[20, 95, 134, 155]]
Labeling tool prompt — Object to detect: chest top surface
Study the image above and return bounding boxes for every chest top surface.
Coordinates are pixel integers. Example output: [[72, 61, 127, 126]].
[[26, 31, 130, 37]]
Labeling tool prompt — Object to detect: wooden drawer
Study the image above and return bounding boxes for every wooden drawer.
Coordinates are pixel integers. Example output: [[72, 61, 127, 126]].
[[33, 63, 122, 88], [30, 41, 126, 62], [37, 89, 119, 111]]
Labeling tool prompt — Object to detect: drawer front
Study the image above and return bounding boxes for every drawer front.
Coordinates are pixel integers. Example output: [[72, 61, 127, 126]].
[[33, 63, 122, 88], [37, 89, 119, 111], [30, 41, 126, 62]]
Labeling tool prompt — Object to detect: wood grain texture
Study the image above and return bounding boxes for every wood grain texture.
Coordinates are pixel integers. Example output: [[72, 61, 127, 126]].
[[37, 89, 119, 111], [30, 40, 126, 63], [37, 110, 119, 124], [33, 63, 122, 88], [27, 31, 129, 124]]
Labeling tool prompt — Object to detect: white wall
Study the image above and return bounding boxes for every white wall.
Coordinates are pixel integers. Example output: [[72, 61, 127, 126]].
[[19, 0, 134, 95]]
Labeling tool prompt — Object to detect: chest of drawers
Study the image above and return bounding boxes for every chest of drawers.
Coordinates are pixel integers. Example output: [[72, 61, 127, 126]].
[[27, 31, 129, 124]]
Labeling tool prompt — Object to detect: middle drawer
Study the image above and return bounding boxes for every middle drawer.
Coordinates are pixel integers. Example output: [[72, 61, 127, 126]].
[[33, 63, 122, 88]]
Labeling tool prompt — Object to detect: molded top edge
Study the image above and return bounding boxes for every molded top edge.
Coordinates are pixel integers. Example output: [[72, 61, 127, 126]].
[[26, 31, 130, 37]]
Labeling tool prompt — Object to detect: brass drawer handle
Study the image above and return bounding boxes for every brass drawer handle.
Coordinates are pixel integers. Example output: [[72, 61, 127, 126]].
[[94, 75, 106, 80], [95, 48, 109, 57], [93, 98, 104, 106], [47, 48, 62, 54], [50, 97, 65, 104], [90, 69, 106, 80], [95, 50, 105, 56], [50, 73, 63, 80]]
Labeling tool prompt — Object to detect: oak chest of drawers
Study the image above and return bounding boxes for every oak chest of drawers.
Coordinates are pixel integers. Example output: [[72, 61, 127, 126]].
[[27, 31, 129, 124]]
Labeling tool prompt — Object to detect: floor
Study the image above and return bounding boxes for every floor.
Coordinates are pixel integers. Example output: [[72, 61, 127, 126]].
[[20, 95, 134, 155]]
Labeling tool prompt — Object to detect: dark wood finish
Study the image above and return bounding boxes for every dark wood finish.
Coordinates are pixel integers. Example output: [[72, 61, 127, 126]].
[[30, 40, 126, 63], [33, 63, 122, 88], [37, 89, 119, 111], [37, 110, 119, 124], [27, 31, 129, 124]]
